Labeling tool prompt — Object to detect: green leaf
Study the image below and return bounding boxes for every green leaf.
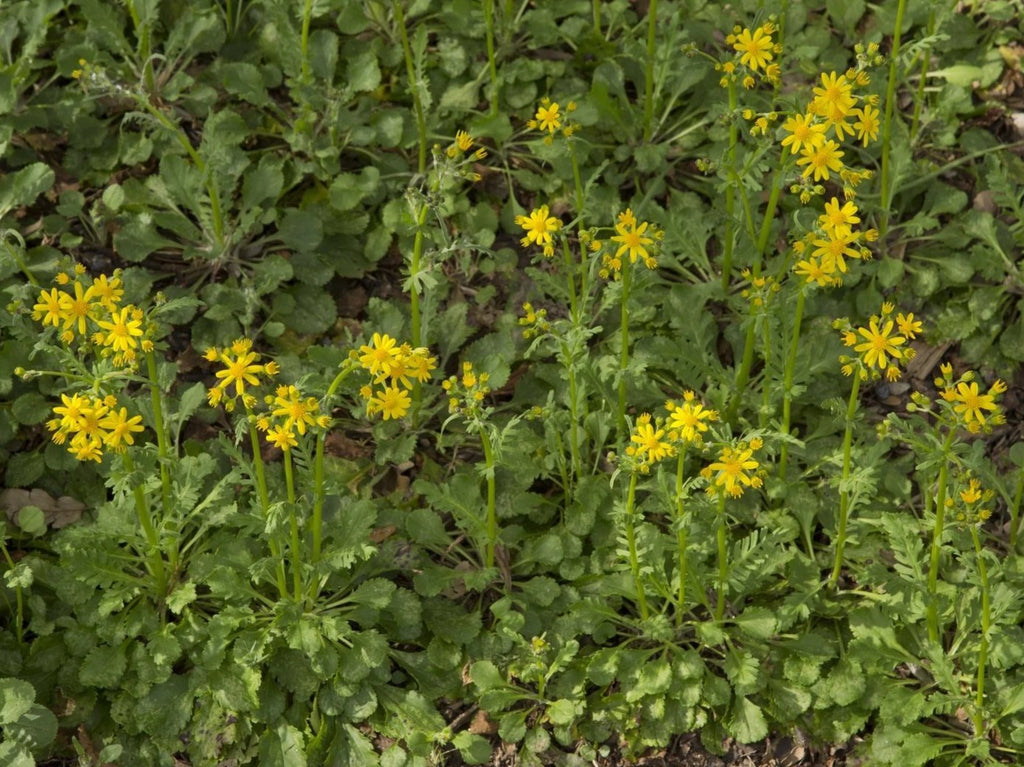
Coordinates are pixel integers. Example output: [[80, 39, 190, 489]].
[[3, 453, 43, 487], [452, 731, 491, 764], [7, 703, 58, 750], [734, 606, 778, 640], [328, 168, 381, 212], [345, 48, 380, 93], [727, 696, 767, 744], [0, 163, 54, 219], [16, 506, 45, 537], [277, 209, 324, 252], [167, 582, 197, 614], [79, 643, 127, 688], [350, 578, 396, 609], [277, 284, 337, 335], [12, 392, 48, 425], [258, 723, 307, 767], [469, 660, 506, 691], [219, 61, 270, 105], [0, 678, 35, 724]]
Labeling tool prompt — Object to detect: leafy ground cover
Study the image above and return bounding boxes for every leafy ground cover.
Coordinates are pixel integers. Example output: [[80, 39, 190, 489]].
[[2, 0, 1024, 765]]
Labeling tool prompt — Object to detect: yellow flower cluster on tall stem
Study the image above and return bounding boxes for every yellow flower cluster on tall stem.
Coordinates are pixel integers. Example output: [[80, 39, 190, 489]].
[[356, 332, 437, 422], [700, 437, 764, 622], [829, 304, 921, 589]]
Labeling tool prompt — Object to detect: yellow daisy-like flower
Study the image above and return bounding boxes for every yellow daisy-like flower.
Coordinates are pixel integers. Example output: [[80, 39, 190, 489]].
[[665, 391, 718, 445], [265, 424, 298, 451], [819, 197, 860, 239], [270, 385, 320, 436], [702, 442, 763, 498], [852, 318, 906, 374], [533, 100, 561, 134], [629, 414, 675, 463], [811, 71, 856, 123], [797, 139, 844, 182], [896, 312, 922, 338], [59, 280, 97, 337], [99, 407, 145, 452], [33, 288, 66, 328], [90, 274, 123, 311], [811, 232, 861, 275], [610, 209, 655, 266], [213, 342, 267, 398], [515, 205, 561, 254], [369, 385, 411, 421], [951, 381, 1001, 430], [731, 26, 774, 72], [852, 104, 880, 146], [96, 306, 145, 354], [358, 332, 400, 378]]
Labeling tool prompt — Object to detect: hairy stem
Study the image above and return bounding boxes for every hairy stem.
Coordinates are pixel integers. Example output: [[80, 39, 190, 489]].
[[829, 371, 862, 589]]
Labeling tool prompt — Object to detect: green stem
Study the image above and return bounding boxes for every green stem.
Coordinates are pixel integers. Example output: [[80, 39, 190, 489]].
[[592, 0, 601, 35], [624, 472, 649, 621], [1010, 471, 1023, 550], [125, 0, 157, 95], [721, 80, 738, 291], [878, 0, 908, 242], [715, 492, 728, 622], [145, 351, 176, 572], [249, 420, 288, 599], [1, 231, 38, 287], [829, 371, 862, 589], [284, 449, 303, 601], [909, 9, 937, 141], [300, 0, 314, 83], [123, 451, 167, 604], [641, 0, 658, 143], [561, 338, 581, 502], [141, 102, 225, 247], [926, 429, 958, 644], [559, 238, 579, 321], [396, 0, 427, 174], [409, 203, 429, 348], [0, 538, 25, 644], [778, 286, 806, 481], [483, 0, 499, 113], [312, 364, 356, 571], [480, 426, 498, 569], [617, 264, 632, 442], [970, 524, 989, 738], [674, 447, 688, 625]]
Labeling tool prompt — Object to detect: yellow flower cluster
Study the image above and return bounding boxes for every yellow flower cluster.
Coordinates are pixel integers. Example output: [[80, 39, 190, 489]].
[[782, 58, 881, 200], [30, 264, 154, 368], [46, 392, 144, 463], [836, 303, 921, 381], [599, 209, 663, 279], [515, 205, 561, 258], [665, 391, 719, 445], [518, 302, 551, 339], [356, 333, 437, 421], [701, 438, 764, 498], [793, 197, 879, 287], [721, 22, 781, 88], [740, 269, 781, 308], [255, 385, 331, 451], [204, 338, 280, 411], [442, 362, 491, 420], [527, 98, 578, 144], [950, 474, 994, 527], [442, 130, 488, 183], [934, 363, 1007, 434], [624, 413, 676, 473]]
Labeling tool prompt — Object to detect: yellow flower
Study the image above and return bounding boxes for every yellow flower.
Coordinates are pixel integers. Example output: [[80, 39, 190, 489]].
[[271, 385, 320, 436], [369, 385, 411, 421], [811, 71, 856, 124], [811, 232, 861, 275], [406, 348, 437, 383], [99, 407, 145, 452], [53, 393, 89, 432], [33, 288, 66, 328], [702, 442, 763, 498], [852, 318, 906, 374], [213, 341, 267, 398], [896, 312, 922, 338], [532, 99, 562, 134], [665, 391, 718, 444], [515, 205, 561, 253], [797, 139, 844, 182], [358, 332, 400, 378], [455, 130, 473, 151], [629, 414, 675, 463], [266, 425, 298, 451], [778, 113, 827, 156], [610, 209, 655, 266], [731, 26, 774, 72], [96, 306, 144, 354], [819, 197, 860, 239], [90, 274, 123, 311], [952, 381, 1001, 430], [852, 104, 880, 146], [59, 280, 97, 337]]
